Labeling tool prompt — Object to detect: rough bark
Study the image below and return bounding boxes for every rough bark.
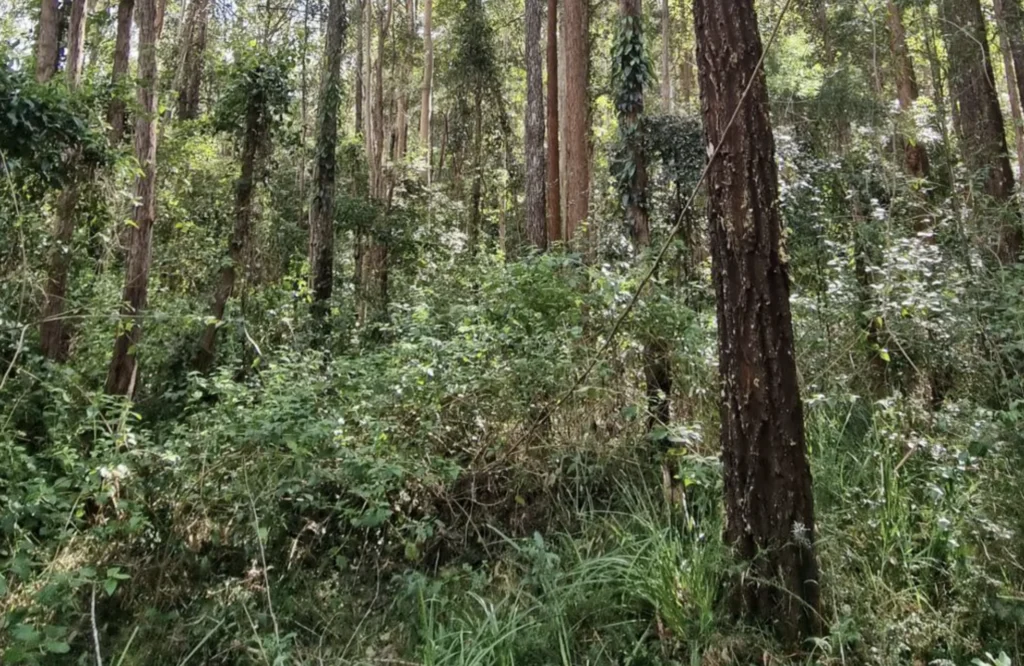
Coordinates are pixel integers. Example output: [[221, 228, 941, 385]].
[[545, 0, 561, 243], [176, 0, 210, 120], [940, 0, 1020, 261], [994, 0, 1024, 178], [106, 0, 162, 396], [659, 0, 672, 112], [107, 0, 134, 145], [563, 0, 589, 243], [693, 0, 820, 642], [65, 0, 88, 86], [395, 0, 413, 160], [195, 95, 265, 371], [308, 0, 347, 322], [36, 0, 60, 82], [525, 0, 547, 250], [886, 0, 930, 179], [419, 0, 433, 157]]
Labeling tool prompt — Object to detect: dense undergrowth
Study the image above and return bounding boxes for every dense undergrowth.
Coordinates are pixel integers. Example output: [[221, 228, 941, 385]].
[[4, 220, 1024, 663]]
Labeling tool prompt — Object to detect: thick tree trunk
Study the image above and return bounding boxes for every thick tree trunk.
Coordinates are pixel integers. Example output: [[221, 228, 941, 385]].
[[545, 0, 561, 243], [525, 0, 547, 249], [36, 0, 60, 82], [106, 0, 162, 396], [886, 0, 929, 179], [176, 0, 210, 120], [419, 0, 433, 159], [563, 0, 588, 244], [693, 0, 820, 642], [196, 99, 264, 371], [308, 0, 347, 323], [659, 0, 672, 112], [108, 0, 134, 145], [994, 0, 1024, 177], [65, 0, 88, 86], [941, 0, 1020, 261]]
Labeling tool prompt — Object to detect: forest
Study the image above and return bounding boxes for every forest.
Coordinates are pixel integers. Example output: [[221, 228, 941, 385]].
[[2, 0, 1024, 661]]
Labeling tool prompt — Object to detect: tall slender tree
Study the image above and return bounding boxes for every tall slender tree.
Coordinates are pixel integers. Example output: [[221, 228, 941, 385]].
[[940, 0, 1020, 261], [419, 0, 434, 162], [563, 0, 589, 243], [693, 0, 820, 642], [545, 0, 561, 243], [994, 0, 1024, 177], [39, 0, 90, 360], [309, 0, 348, 324], [106, 0, 164, 395], [196, 67, 279, 371], [659, 0, 672, 112], [107, 0, 135, 145], [885, 0, 929, 179], [995, 0, 1024, 106], [176, 0, 210, 120], [525, 0, 547, 249]]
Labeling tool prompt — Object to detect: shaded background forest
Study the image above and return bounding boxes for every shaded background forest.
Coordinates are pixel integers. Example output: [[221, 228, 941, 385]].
[[3, 0, 1024, 662]]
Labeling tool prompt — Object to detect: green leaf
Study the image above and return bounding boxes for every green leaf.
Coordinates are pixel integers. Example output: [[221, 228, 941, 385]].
[[879, 349, 891, 363], [44, 641, 70, 654], [104, 578, 118, 596]]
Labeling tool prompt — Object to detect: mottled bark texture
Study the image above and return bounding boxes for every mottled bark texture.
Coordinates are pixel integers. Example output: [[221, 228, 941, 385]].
[[545, 0, 561, 243], [106, 0, 162, 396], [940, 0, 1020, 261], [65, 0, 88, 86], [525, 0, 547, 250], [196, 93, 266, 371], [308, 0, 347, 323], [693, 0, 820, 642], [563, 0, 588, 244], [36, 0, 60, 82], [107, 0, 134, 145], [885, 0, 929, 179], [616, 0, 649, 247], [996, 0, 1024, 106], [176, 0, 210, 120]]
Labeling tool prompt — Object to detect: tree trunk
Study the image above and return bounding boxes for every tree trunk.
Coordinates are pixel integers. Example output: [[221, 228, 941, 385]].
[[525, 0, 547, 249], [545, 0, 561, 243], [107, 0, 134, 145], [693, 0, 820, 642], [176, 0, 209, 120], [563, 0, 588, 244], [359, 0, 389, 329], [355, 0, 364, 133], [39, 0, 89, 361], [106, 0, 163, 396], [419, 0, 433, 160], [196, 94, 265, 371], [469, 91, 484, 250], [994, 0, 1024, 178], [65, 0, 88, 86], [660, 0, 672, 112], [940, 0, 1020, 261], [885, 0, 929, 179], [616, 0, 650, 247], [308, 0, 347, 323], [996, 0, 1024, 105], [36, 0, 60, 82], [395, 0, 412, 160]]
